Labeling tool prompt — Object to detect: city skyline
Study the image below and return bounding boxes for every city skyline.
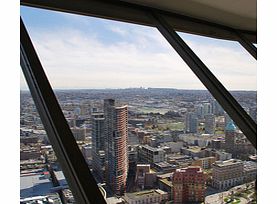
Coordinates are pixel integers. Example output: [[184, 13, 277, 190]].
[[20, 6, 256, 91], [20, 89, 257, 203]]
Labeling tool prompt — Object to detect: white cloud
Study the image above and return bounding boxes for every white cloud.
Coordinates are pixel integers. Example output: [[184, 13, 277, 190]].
[[21, 25, 256, 90], [108, 26, 128, 36]]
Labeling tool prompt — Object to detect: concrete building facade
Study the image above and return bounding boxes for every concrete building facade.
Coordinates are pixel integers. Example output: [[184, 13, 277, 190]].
[[124, 189, 168, 204], [191, 156, 216, 169], [212, 159, 244, 190], [138, 145, 165, 164], [104, 99, 128, 195]]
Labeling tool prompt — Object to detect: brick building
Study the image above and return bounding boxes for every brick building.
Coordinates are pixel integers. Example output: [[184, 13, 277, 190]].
[[172, 167, 206, 204]]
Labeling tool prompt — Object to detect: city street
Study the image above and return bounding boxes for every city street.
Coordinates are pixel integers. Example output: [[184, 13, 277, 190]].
[[205, 183, 253, 204]]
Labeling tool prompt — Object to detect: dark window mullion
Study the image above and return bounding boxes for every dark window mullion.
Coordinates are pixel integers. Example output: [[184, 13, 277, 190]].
[[235, 30, 257, 59], [149, 11, 257, 149], [20, 17, 106, 204]]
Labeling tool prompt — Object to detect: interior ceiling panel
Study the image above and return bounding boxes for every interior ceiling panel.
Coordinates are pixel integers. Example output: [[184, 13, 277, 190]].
[[21, 0, 257, 42], [120, 0, 257, 32]]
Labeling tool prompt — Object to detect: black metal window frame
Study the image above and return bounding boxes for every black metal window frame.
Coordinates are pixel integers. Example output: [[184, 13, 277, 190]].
[[20, 1, 257, 203]]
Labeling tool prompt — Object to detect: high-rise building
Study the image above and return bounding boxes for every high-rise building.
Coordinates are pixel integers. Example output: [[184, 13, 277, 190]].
[[224, 120, 236, 153], [91, 112, 105, 181], [203, 102, 212, 116], [104, 99, 128, 195], [185, 112, 198, 133], [211, 100, 224, 115], [224, 113, 232, 127], [223, 120, 256, 158], [204, 114, 215, 134], [172, 167, 206, 204], [196, 104, 204, 118]]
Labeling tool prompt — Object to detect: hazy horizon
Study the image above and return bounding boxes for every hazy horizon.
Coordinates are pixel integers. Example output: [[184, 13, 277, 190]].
[[20, 87, 257, 92], [20, 6, 257, 91]]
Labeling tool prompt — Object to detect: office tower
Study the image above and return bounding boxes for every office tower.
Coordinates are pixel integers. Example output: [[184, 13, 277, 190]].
[[203, 102, 212, 116], [224, 120, 236, 153], [104, 99, 128, 195], [211, 100, 224, 115], [185, 112, 198, 133], [91, 112, 105, 181], [204, 114, 215, 134], [196, 104, 204, 118], [172, 167, 206, 204]]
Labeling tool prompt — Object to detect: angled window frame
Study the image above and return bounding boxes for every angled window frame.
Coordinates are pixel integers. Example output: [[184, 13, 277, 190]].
[[20, 1, 257, 203]]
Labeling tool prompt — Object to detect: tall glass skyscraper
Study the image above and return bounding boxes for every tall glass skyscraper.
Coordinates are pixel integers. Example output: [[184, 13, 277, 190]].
[[91, 112, 105, 181], [185, 112, 198, 133], [205, 114, 215, 134]]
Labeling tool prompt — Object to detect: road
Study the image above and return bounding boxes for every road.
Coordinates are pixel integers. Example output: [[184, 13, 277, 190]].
[[205, 183, 254, 204]]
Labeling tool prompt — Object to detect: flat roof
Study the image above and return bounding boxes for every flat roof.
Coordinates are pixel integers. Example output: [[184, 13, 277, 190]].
[[141, 145, 164, 152], [20, 174, 53, 198], [243, 161, 257, 171], [54, 170, 68, 186], [214, 159, 243, 167], [125, 189, 167, 199], [185, 146, 204, 153], [159, 178, 173, 187]]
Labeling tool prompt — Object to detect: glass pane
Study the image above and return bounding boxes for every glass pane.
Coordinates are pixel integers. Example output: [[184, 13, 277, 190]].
[[177, 32, 257, 123], [20, 71, 76, 203], [21, 6, 256, 204]]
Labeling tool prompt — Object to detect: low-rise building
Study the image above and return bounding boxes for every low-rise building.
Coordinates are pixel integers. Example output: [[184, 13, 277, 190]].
[[191, 156, 216, 169], [152, 161, 177, 173], [205, 149, 232, 161], [20, 194, 61, 204], [20, 149, 41, 161], [20, 136, 39, 144], [181, 146, 206, 158], [135, 164, 150, 190], [172, 167, 206, 204], [158, 178, 173, 200], [212, 159, 244, 190], [138, 145, 165, 164], [243, 161, 257, 183], [160, 141, 184, 153], [124, 189, 168, 204]]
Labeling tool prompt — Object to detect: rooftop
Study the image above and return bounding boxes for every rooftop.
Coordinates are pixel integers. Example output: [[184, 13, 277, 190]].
[[125, 189, 167, 200], [159, 178, 173, 187], [141, 144, 164, 152], [225, 120, 237, 131], [20, 173, 53, 198], [243, 161, 257, 171], [175, 166, 203, 173], [214, 159, 243, 167], [185, 146, 204, 153]]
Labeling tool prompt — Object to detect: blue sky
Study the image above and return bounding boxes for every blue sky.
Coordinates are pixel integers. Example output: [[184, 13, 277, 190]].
[[20, 6, 256, 90]]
